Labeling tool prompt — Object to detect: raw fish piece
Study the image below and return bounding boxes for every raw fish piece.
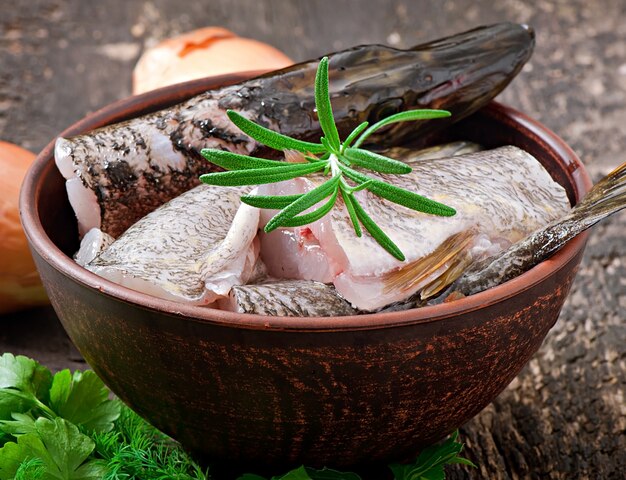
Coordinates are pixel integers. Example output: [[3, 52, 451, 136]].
[[86, 185, 259, 304], [219, 280, 357, 317], [259, 141, 482, 285], [259, 146, 569, 311]]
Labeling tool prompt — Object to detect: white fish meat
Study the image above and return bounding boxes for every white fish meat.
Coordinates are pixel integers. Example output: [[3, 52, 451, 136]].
[[85, 184, 259, 304], [258, 146, 570, 311]]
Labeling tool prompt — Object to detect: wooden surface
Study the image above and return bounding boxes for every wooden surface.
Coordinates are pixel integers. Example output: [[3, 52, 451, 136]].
[[1, 1, 624, 478]]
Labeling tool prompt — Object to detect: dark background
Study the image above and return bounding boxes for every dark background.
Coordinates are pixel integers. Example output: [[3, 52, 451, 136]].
[[1, 1, 624, 478]]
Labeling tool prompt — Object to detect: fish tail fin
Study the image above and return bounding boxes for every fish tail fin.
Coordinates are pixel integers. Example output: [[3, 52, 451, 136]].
[[382, 229, 477, 296], [568, 161, 626, 230]]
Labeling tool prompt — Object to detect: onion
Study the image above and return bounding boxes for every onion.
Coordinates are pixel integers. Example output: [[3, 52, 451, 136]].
[[0, 141, 48, 315], [133, 27, 293, 95]]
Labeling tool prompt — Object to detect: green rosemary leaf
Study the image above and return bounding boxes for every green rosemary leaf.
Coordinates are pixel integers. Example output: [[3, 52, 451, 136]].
[[343, 148, 412, 174], [340, 188, 362, 237], [200, 162, 326, 187], [279, 188, 339, 227], [200, 149, 288, 170], [314, 57, 341, 150], [353, 109, 451, 148], [348, 179, 373, 193], [265, 175, 342, 232], [241, 194, 304, 209], [320, 136, 336, 154], [341, 122, 369, 152], [227, 110, 326, 154], [340, 166, 456, 216], [351, 198, 405, 261]]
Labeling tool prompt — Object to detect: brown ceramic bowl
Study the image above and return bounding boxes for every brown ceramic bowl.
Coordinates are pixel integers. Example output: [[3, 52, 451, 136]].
[[20, 72, 592, 472]]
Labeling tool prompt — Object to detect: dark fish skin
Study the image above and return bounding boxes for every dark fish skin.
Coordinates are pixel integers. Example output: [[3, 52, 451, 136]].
[[56, 23, 534, 237], [220, 281, 357, 317], [447, 161, 626, 298]]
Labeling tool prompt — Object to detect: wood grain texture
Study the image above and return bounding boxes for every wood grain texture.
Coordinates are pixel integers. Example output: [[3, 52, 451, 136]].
[[1, 1, 624, 478]]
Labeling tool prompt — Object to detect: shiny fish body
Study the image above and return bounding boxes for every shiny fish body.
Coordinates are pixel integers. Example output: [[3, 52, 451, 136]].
[[259, 146, 570, 311], [85, 184, 259, 304], [219, 281, 357, 317], [55, 23, 533, 238]]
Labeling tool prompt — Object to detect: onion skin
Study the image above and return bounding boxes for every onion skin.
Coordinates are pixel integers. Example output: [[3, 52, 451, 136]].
[[0, 141, 49, 314], [133, 27, 293, 94]]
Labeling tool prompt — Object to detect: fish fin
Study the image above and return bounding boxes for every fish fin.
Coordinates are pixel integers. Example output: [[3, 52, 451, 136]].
[[420, 249, 474, 300], [284, 149, 308, 163], [572, 161, 626, 226], [382, 229, 477, 296]]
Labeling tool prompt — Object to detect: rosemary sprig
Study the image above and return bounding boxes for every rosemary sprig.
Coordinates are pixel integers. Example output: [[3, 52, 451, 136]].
[[200, 56, 456, 260]]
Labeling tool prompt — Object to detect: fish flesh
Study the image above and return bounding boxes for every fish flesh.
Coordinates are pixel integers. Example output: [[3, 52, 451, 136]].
[[259, 141, 482, 282], [74, 228, 115, 266], [445, 161, 626, 298], [84, 184, 259, 304], [258, 146, 570, 311], [55, 23, 533, 238], [245, 158, 626, 316], [219, 280, 357, 317]]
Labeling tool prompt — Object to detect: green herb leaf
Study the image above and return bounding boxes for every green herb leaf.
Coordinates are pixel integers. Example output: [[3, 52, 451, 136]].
[[241, 193, 305, 209], [197, 60, 456, 260], [49, 370, 120, 433], [0, 412, 37, 437], [343, 148, 412, 174], [279, 188, 339, 227], [0, 418, 107, 480], [265, 175, 342, 232], [0, 354, 53, 421], [339, 188, 362, 237], [200, 161, 326, 186], [341, 121, 369, 151], [0, 354, 52, 404], [92, 406, 209, 480], [352, 198, 405, 261], [340, 166, 456, 216], [353, 109, 451, 148], [13, 457, 44, 480], [389, 430, 476, 480], [201, 149, 291, 170], [314, 57, 341, 150], [227, 110, 326, 154]]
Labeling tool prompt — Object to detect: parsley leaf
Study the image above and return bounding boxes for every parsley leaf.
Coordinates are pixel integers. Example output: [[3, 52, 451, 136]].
[[49, 370, 120, 433], [0, 354, 52, 420], [0, 417, 107, 480], [389, 431, 476, 480]]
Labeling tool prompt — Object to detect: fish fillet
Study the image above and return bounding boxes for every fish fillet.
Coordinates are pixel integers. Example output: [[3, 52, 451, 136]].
[[259, 146, 570, 311], [86, 184, 259, 304]]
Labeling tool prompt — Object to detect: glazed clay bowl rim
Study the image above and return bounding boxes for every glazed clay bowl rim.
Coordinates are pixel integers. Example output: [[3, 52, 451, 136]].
[[21, 71, 592, 332]]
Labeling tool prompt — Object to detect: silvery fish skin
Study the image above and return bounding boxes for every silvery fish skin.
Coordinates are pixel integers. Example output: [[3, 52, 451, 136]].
[[219, 281, 357, 317], [259, 146, 570, 311], [446, 161, 626, 298], [85, 184, 259, 304], [55, 23, 533, 238]]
